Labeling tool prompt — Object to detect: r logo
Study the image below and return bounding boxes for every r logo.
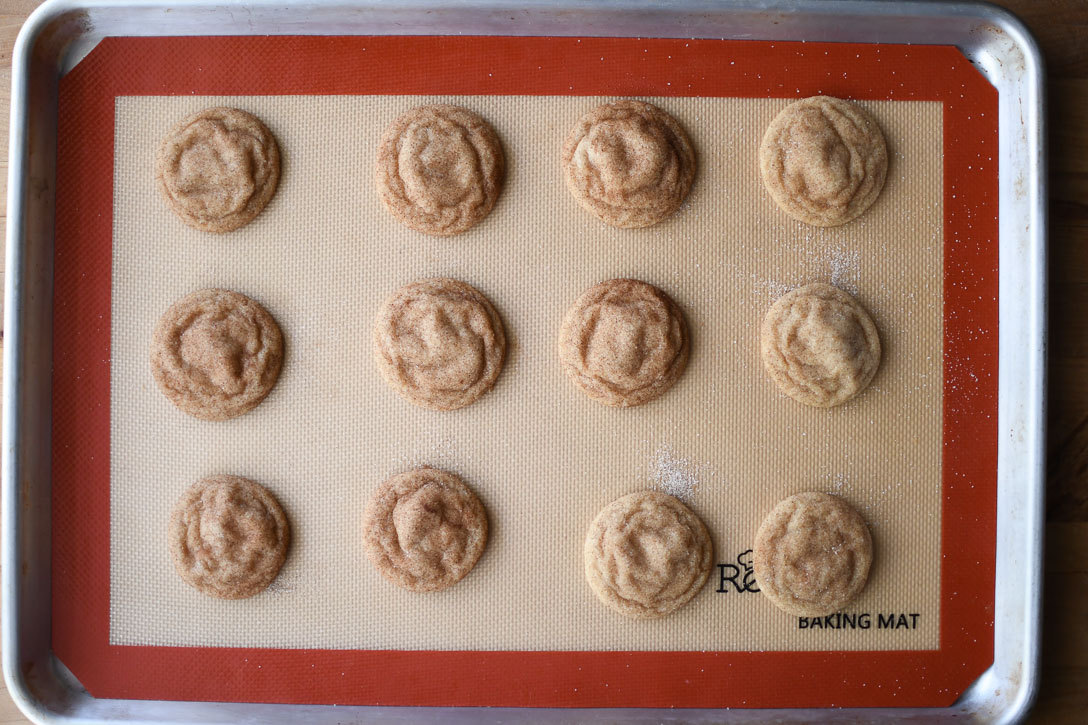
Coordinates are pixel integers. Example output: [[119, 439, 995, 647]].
[[716, 549, 760, 593]]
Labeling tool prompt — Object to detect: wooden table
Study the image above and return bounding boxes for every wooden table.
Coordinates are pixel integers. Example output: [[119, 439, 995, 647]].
[[0, 1, 1083, 721]]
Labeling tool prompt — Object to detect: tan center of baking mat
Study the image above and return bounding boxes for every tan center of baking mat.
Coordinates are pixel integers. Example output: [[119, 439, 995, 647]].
[[110, 95, 942, 651]]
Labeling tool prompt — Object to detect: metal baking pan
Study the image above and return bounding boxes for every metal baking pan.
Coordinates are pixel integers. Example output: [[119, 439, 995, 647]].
[[3, 1, 1045, 722]]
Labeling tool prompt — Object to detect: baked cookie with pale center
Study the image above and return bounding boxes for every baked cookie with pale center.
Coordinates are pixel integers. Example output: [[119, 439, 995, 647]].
[[760, 282, 881, 407], [562, 100, 696, 228], [584, 490, 713, 619], [151, 288, 284, 421], [759, 95, 887, 227], [559, 278, 689, 407], [753, 491, 873, 617], [155, 107, 281, 233], [363, 468, 488, 593], [375, 104, 505, 236], [169, 474, 290, 599], [373, 278, 506, 411]]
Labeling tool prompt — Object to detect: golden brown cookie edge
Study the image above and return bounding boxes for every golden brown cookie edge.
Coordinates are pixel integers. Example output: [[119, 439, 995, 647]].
[[758, 282, 881, 408], [561, 100, 697, 229], [583, 490, 713, 619], [558, 278, 690, 408], [374, 104, 506, 237], [752, 491, 874, 617], [154, 106, 282, 234], [372, 277, 507, 411], [758, 96, 888, 228], [168, 474, 291, 600], [362, 467, 489, 593], [150, 288, 285, 421]]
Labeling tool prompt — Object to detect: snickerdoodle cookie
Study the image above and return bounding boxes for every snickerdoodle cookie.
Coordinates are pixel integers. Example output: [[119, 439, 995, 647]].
[[363, 468, 488, 592], [759, 96, 887, 226], [562, 100, 696, 228], [753, 492, 873, 617], [373, 278, 506, 411], [559, 279, 689, 407], [155, 107, 281, 233], [584, 490, 713, 619], [151, 289, 284, 421], [376, 104, 505, 236], [760, 283, 880, 408], [169, 475, 290, 599]]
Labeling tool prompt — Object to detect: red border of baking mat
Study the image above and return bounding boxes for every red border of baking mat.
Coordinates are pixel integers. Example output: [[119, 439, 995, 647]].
[[51, 36, 998, 708]]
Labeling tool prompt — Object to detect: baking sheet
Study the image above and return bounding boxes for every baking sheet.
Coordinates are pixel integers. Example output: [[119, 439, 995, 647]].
[[109, 93, 943, 652]]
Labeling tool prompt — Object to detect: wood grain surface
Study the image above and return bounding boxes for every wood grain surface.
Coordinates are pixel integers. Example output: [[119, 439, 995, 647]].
[[0, 0, 1083, 721]]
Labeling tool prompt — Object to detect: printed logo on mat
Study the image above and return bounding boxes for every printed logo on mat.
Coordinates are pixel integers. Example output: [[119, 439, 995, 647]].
[[716, 550, 760, 593], [797, 612, 922, 630]]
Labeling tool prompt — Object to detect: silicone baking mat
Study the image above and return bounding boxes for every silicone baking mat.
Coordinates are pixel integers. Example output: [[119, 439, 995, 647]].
[[51, 36, 998, 709]]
